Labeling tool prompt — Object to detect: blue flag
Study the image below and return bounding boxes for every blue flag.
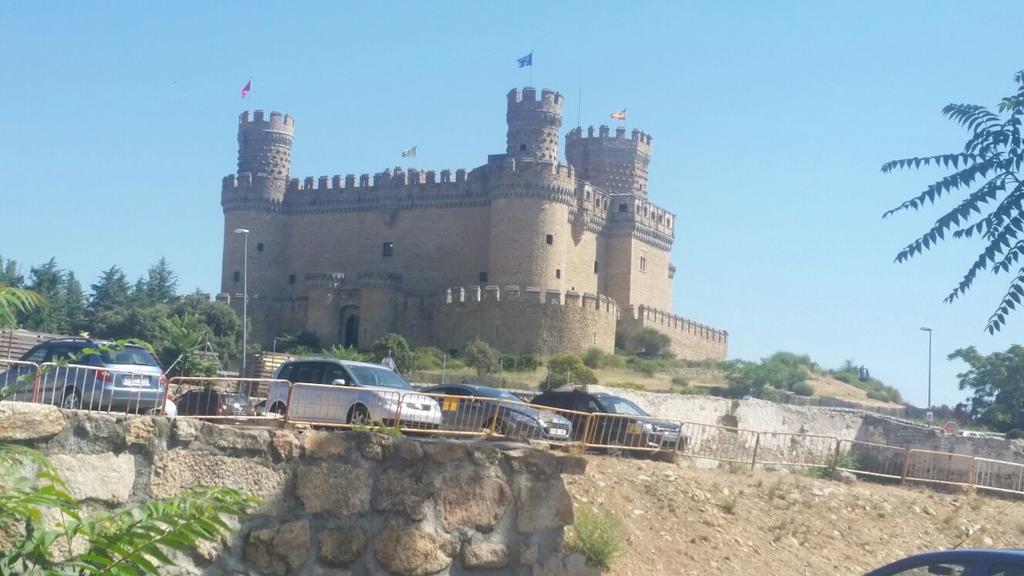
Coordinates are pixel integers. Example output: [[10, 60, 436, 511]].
[[517, 52, 532, 68]]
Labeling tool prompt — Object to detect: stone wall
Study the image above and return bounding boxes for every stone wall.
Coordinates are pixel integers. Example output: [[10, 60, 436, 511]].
[[617, 305, 728, 361], [1, 402, 589, 576]]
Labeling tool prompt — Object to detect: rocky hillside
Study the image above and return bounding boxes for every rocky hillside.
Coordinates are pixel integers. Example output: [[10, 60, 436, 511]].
[[566, 456, 1023, 575]]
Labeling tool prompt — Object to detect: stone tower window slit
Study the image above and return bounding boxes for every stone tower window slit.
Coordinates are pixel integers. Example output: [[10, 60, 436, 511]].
[[382, 242, 394, 257], [288, 274, 296, 285], [479, 272, 488, 283], [640, 255, 647, 272], [233, 271, 240, 282], [545, 234, 553, 245], [257, 242, 264, 252]]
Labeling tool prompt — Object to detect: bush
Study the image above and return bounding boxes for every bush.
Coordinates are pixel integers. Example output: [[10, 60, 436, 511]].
[[544, 354, 598, 388], [625, 356, 660, 377], [605, 381, 645, 391], [670, 376, 703, 395], [412, 346, 445, 370], [626, 328, 672, 358], [332, 345, 366, 361], [791, 381, 814, 397], [274, 330, 321, 353], [603, 353, 627, 369], [567, 506, 624, 569], [370, 333, 414, 373], [582, 347, 606, 369], [717, 496, 737, 515], [500, 353, 539, 372], [463, 338, 500, 377]]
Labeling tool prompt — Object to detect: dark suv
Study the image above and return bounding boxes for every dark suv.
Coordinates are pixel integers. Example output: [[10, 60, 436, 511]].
[[0, 338, 167, 412], [530, 388, 684, 450]]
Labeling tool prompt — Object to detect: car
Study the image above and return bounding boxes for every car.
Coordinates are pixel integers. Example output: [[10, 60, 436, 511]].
[[266, 358, 442, 428], [174, 389, 254, 417], [866, 549, 1024, 575], [530, 388, 685, 450], [0, 337, 167, 413], [421, 383, 573, 441]]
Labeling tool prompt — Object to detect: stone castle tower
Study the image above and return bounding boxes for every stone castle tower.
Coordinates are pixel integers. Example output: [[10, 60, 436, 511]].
[[219, 87, 727, 363]]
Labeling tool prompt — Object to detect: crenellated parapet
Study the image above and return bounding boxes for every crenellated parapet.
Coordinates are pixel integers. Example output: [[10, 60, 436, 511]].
[[221, 172, 284, 212], [604, 194, 675, 250], [622, 305, 727, 343], [618, 304, 728, 361], [566, 125, 652, 196], [506, 87, 563, 164], [441, 285, 618, 316]]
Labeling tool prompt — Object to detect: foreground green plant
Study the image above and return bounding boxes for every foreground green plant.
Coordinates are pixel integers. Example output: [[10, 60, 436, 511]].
[[566, 505, 624, 569], [0, 444, 256, 574]]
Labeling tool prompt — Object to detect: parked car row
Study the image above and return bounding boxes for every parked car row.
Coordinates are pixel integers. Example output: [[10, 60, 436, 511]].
[[1, 342, 685, 449]]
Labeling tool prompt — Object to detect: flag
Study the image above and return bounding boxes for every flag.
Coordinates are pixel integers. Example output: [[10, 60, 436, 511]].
[[517, 52, 533, 68], [610, 109, 627, 121], [401, 146, 417, 158], [241, 79, 251, 99]]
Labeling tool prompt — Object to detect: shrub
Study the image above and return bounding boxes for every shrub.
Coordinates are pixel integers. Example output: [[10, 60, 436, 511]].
[[717, 496, 737, 515], [412, 346, 445, 370], [606, 381, 645, 391], [625, 356, 660, 377], [567, 506, 624, 569], [603, 353, 627, 369], [670, 376, 703, 395], [626, 328, 673, 358], [791, 381, 814, 397], [370, 333, 414, 373], [332, 345, 367, 362], [582, 347, 606, 369], [544, 354, 598, 388], [500, 353, 539, 372], [463, 338, 500, 377], [274, 330, 321, 353]]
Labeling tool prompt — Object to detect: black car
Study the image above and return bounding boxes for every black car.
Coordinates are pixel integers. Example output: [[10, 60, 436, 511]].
[[422, 383, 573, 441], [174, 389, 253, 417], [530, 389, 685, 450]]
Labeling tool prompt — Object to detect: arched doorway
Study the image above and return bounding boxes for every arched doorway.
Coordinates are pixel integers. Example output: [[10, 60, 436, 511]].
[[340, 306, 360, 349]]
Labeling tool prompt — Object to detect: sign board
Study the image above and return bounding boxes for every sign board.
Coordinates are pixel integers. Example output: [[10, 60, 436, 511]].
[[942, 421, 960, 436], [925, 411, 934, 423]]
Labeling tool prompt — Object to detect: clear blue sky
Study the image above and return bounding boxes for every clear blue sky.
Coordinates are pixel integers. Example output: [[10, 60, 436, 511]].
[[2, 1, 1021, 408]]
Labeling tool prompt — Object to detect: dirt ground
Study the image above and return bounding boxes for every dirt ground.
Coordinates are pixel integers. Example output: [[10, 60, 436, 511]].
[[565, 455, 1024, 575]]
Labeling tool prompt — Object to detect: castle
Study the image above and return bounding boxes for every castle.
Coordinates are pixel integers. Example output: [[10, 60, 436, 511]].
[[218, 87, 727, 360]]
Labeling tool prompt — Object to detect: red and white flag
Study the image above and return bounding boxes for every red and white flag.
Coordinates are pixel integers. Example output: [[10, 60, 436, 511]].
[[241, 79, 252, 99], [610, 109, 627, 121]]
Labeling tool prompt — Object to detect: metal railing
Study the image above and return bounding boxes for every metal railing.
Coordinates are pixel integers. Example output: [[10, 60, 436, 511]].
[[0, 359, 41, 401], [31, 362, 166, 415], [167, 376, 289, 421]]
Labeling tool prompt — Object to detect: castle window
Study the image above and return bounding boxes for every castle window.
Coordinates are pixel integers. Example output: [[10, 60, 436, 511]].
[[257, 242, 264, 252], [233, 271, 240, 283], [640, 255, 648, 272], [593, 261, 599, 274], [555, 269, 561, 279], [519, 144, 526, 151], [545, 234, 554, 245], [382, 242, 394, 257], [288, 274, 296, 285], [479, 272, 488, 283], [618, 203, 627, 213]]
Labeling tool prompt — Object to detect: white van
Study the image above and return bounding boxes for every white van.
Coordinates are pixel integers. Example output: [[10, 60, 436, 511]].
[[266, 358, 441, 428]]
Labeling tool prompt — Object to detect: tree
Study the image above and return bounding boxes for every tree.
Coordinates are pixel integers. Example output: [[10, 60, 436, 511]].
[[63, 271, 87, 335], [0, 444, 254, 575], [137, 257, 178, 306], [370, 333, 414, 373], [0, 254, 23, 287], [463, 338, 500, 377], [882, 70, 1024, 333], [0, 283, 42, 329], [948, 345, 1024, 431], [89, 266, 131, 317], [22, 258, 66, 333], [274, 330, 322, 354], [172, 292, 240, 362], [157, 314, 210, 377], [625, 328, 673, 358]]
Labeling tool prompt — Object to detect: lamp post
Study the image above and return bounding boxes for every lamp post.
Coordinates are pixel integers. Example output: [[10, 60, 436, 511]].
[[233, 228, 250, 377], [920, 326, 933, 423]]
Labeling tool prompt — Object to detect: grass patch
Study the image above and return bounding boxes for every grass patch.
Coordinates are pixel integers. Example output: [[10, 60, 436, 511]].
[[351, 422, 403, 436], [605, 381, 646, 391], [567, 505, 624, 569]]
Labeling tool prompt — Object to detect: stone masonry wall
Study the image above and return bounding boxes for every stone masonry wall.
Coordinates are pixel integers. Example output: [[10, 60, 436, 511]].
[[0, 402, 590, 576], [617, 305, 728, 361]]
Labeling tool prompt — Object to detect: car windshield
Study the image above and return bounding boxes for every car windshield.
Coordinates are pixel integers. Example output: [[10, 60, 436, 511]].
[[222, 394, 249, 405], [97, 346, 160, 367], [347, 365, 413, 390], [600, 396, 649, 417]]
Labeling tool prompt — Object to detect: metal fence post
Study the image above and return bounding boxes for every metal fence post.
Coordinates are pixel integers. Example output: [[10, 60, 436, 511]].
[[750, 432, 761, 470], [900, 447, 912, 484], [829, 437, 842, 474]]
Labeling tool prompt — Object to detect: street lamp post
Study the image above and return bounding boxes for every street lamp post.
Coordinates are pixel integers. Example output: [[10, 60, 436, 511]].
[[234, 228, 250, 377], [920, 326, 933, 422]]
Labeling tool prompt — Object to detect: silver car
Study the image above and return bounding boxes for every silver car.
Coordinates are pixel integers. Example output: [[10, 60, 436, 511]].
[[0, 338, 167, 412], [266, 358, 442, 428]]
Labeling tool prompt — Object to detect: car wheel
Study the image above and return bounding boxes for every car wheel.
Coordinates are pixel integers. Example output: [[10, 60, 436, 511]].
[[347, 404, 370, 425], [270, 402, 286, 416], [61, 387, 81, 410]]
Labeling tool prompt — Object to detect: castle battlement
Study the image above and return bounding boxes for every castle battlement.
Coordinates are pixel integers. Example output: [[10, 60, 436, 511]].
[[622, 305, 728, 343], [506, 87, 563, 113], [285, 166, 473, 192], [607, 195, 675, 233], [566, 125, 652, 148], [442, 285, 618, 315], [239, 110, 295, 132]]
